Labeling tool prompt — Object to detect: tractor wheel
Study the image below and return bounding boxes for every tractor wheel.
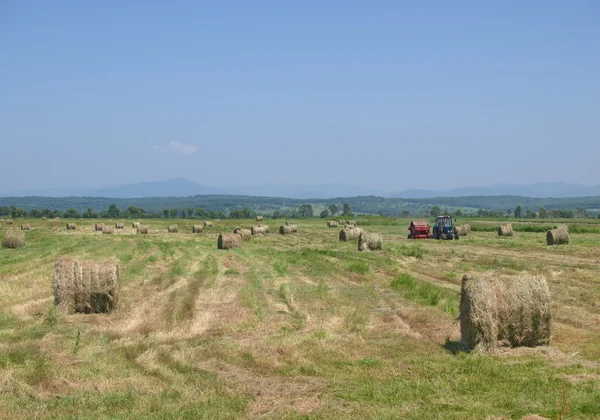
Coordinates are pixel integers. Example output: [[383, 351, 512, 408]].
[[454, 233, 459, 240], [408, 234, 412, 239]]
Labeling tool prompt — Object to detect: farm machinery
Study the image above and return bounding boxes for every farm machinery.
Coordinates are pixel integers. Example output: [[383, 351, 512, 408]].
[[433, 215, 459, 240], [408, 220, 431, 239]]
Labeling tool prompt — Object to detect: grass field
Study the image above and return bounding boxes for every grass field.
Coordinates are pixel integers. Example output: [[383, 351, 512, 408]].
[[1, 217, 599, 419]]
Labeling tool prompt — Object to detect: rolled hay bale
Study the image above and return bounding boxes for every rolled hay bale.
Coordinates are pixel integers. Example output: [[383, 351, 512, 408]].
[[2, 229, 25, 249], [256, 215, 263, 222], [338, 220, 345, 225], [358, 232, 382, 251], [137, 225, 149, 234], [279, 225, 294, 234], [459, 273, 551, 351], [52, 257, 119, 314], [41, 217, 47, 221], [5, 219, 14, 225], [21, 224, 31, 231], [454, 225, 468, 237], [132, 222, 139, 229], [102, 226, 114, 234], [327, 220, 339, 228], [286, 220, 296, 226], [464, 224, 471, 233], [498, 223, 513, 237], [218, 233, 242, 250], [204, 221, 213, 227], [251, 225, 267, 235], [168, 224, 178, 233], [66, 223, 77, 230], [289, 224, 298, 233], [54, 217, 60, 221], [546, 225, 569, 246], [339, 227, 362, 241], [115, 223, 124, 229], [94, 223, 105, 232], [192, 225, 204, 233], [347, 220, 357, 226], [234, 227, 252, 240]]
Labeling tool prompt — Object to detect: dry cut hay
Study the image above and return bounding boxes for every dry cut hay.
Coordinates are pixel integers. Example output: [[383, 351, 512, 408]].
[[95, 223, 105, 231], [66, 223, 77, 230], [52, 257, 119, 314], [115, 223, 124, 229], [218, 233, 242, 249], [234, 227, 251, 240], [279, 225, 294, 234], [20, 224, 31, 231], [498, 223, 513, 237], [546, 225, 569, 246], [2, 229, 25, 249], [168, 224, 178, 233], [102, 226, 114, 234], [347, 220, 357, 226], [460, 272, 551, 351], [285, 220, 296, 226], [338, 220, 345, 225], [192, 225, 204, 233], [251, 225, 268, 235], [289, 224, 298, 233], [339, 226, 362, 241], [327, 220, 338, 228], [5, 219, 13, 225], [204, 221, 213, 227], [137, 225, 149, 234], [256, 215, 263, 221], [454, 225, 468, 237], [132, 222, 139, 229], [358, 232, 382, 251]]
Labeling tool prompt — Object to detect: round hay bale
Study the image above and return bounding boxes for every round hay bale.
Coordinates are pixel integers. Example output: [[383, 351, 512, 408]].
[[5, 219, 13, 225], [340, 227, 362, 241], [192, 225, 204, 233], [66, 223, 77, 230], [168, 224, 178, 233], [251, 225, 267, 235], [454, 225, 468, 237], [498, 224, 513, 237], [327, 220, 339, 228], [279, 225, 294, 234], [338, 220, 345, 225], [546, 225, 569, 245], [137, 225, 149, 234], [204, 221, 213, 227], [218, 233, 242, 250], [102, 226, 114, 234], [41, 217, 47, 221], [95, 223, 105, 232], [2, 229, 25, 249], [459, 273, 551, 351], [52, 257, 120, 314], [234, 227, 251, 240], [132, 222, 139, 229], [256, 216, 263, 221], [54, 217, 60, 221], [289, 224, 298, 233], [347, 220, 357, 226], [20, 224, 31, 231], [286, 220, 296, 226], [358, 232, 382, 251], [115, 223, 124, 229]]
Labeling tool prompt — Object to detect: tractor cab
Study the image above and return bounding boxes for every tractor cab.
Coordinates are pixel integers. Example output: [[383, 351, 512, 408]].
[[433, 215, 458, 240]]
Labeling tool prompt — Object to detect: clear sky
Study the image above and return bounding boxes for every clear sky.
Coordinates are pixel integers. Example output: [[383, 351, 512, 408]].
[[1, 1, 598, 192]]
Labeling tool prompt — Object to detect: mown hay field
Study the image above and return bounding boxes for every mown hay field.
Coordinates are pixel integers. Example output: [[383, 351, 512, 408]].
[[1, 217, 599, 419]]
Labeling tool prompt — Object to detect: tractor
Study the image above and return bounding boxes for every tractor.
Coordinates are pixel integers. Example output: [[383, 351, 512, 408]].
[[432, 215, 459, 240]]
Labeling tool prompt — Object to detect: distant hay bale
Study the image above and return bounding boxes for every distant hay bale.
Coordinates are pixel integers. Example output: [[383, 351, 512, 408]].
[[286, 220, 296, 226], [339, 227, 362, 241], [132, 222, 139, 229], [256, 216, 263, 221], [546, 225, 569, 245], [54, 217, 60, 221], [498, 223, 513, 237], [52, 257, 120, 314], [251, 225, 268, 235], [234, 227, 251, 240], [327, 220, 339, 228], [454, 225, 468, 237], [347, 220, 357, 226], [218, 233, 242, 250], [42, 217, 47, 221], [168, 224, 178, 233], [279, 225, 294, 234], [5, 219, 13, 225], [66, 223, 77, 230], [204, 221, 213, 227], [115, 223, 124, 229], [95, 223, 105, 232], [192, 225, 204, 233], [338, 220, 345, 225], [2, 229, 25, 249], [21, 224, 31, 231], [358, 232, 382, 251], [102, 226, 114, 234], [460, 273, 551, 351], [137, 225, 149, 234]]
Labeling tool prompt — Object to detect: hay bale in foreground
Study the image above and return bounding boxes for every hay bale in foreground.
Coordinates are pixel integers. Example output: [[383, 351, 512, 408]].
[[256, 216, 263, 221], [137, 225, 149, 234], [498, 223, 513, 237], [340, 227, 362, 241], [234, 227, 251, 240], [115, 223, 124, 229], [218, 233, 242, 249], [327, 220, 339, 228], [132, 222, 139, 229], [454, 225, 468, 237], [95, 223, 105, 232], [358, 232, 382, 251], [546, 225, 569, 245], [279, 225, 294, 234], [192, 225, 203, 233], [289, 224, 298, 233], [2, 229, 25, 249], [21, 224, 31, 231], [5, 219, 13, 225], [204, 221, 213, 227], [251, 225, 268, 235], [52, 257, 120, 314], [460, 273, 551, 350], [66, 223, 77, 230], [102, 226, 114, 234], [168, 224, 178, 233]]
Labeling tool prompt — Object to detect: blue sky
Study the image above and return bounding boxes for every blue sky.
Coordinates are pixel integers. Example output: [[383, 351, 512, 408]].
[[1, 1, 598, 192]]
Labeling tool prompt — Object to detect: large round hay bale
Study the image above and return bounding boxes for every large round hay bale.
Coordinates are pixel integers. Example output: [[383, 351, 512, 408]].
[[289, 224, 298, 233], [251, 225, 267, 235], [52, 257, 120, 314], [2, 229, 25, 249], [95, 223, 104, 232], [218, 233, 242, 249], [327, 220, 339, 228], [286, 220, 296, 226], [338, 220, 345, 225], [20, 224, 31, 231], [102, 226, 114, 234], [41, 217, 47, 221], [358, 232, 382, 251], [234, 227, 251, 240], [168, 224, 178, 233], [279, 225, 294, 234], [339, 227, 362, 241], [204, 221, 213, 227], [256, 215, 263, 222], [132, 222, 139, 229], [115, 223, 124, 229], [66, 223, 77, 230], [5, 219, 13, 225], [460, 273, 551, 350], [463, 224, 471, 233], [498, 223, 513, 237], [546, 225, 569, 245], [192, 225, 204, 233], [137, 225, 149, 234], [347, 220, 357, 226]]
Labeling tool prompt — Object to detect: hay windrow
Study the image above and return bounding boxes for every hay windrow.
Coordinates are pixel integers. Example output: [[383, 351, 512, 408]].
[[327, 220, 339, 228], [20, 224, 31, 231], [234, 227, 251, 240], [66, 223, 77, 230], [52, 257, 120, 314], [204, 221, 213, 227], [95, 223, 105, 231], [546, 225, 569, 245], [115, 223, 124, 229], [168, 224, 179, 233], [358, 232, 382, 251], [279, 225, 294, 234], [2, 229, 25, 249], [192, 225, 204, 233], [460, 272, 551, 351], [498, 223, 513, 237], [218, 233, 242, 249], [137, 225, 149, 234]]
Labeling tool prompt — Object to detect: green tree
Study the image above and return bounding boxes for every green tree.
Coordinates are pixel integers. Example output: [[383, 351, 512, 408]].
[[169, 208, 179, 218], [327, 204, 338, 216], [84, 207, 98, 218], [454, 208, 463, 217], [401, 210, 409, 217], [194, 208, 205, 217], [320, 209, 329, 218], [430, 206, 442, 218], [539, 207, 548, 219], [30, 209, 42, 218], [64, 208, 81, 218], [186, 208, 194, 218], [514, 205, 522, 218], [107, 204, 120, 218], [272, 210, 281, 219], [298, 204, 313, 218], [341, 203, 354, 217], [162, 209, 170, 218]]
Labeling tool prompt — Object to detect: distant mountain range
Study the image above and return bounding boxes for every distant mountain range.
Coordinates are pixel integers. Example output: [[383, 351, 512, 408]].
[[2, 179, 600, 199]]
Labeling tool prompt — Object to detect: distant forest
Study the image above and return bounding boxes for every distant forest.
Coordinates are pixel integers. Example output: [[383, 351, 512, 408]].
[[1, 194, 600, 219]]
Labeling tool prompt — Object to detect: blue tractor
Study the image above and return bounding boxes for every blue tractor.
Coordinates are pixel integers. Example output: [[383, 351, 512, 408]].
[[432, 215, 459, 240]]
